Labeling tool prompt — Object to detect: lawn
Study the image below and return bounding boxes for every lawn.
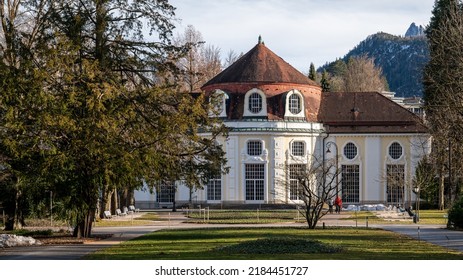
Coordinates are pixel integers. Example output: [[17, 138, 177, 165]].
[[85, 227, 463, 260], [94, 212, 160, 227], [342, 210, 448, 225], [185, 209, 303, 224]]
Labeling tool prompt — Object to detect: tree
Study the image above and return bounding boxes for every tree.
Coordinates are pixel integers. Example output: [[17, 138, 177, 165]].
[[308, 62, 317, 81], [174, 25, 222, 92], [320, 70, 331, 92], [342, 55, 388, 92], [286, 156, 341, 229], [223, 49, 240, 68], [0, 0, 51, 230], [423, 0, 463, 209], [1, 0, 228, 237]]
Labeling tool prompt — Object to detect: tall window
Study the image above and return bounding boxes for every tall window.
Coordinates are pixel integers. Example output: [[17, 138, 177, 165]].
[[341, 165, 360, 203], [245, 164, 265, 200], [289, 164, 305, 200], [249, 92, 262, 113], [386, 164, 405, 205], [207, 174, 222, 201], [289, 94, 302, 114], [343, 142, 358, 160], [291, 141, 305, 156], [389, 142, 403, 160], [156, 181, 175, 203], [247, 140, 263, 156]]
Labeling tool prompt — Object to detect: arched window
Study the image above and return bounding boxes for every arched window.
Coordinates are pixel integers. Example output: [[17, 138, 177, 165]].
[[343, 142, 358, 160], [244, 89, 267, 117], [248, 92, 263, 113], [289, 94, 302, 114], [389, 142, 403, 160], [291, 141, 305, 156]]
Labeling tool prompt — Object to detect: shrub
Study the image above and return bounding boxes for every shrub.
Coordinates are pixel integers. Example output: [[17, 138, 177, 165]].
[[447, 196, 463, 229]]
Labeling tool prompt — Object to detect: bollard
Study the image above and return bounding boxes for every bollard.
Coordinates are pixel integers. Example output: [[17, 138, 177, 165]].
[[366, 216, 369, 228], [323, 222, 325, 229]]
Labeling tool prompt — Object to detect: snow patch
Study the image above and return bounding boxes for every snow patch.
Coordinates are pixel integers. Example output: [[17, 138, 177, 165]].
[[0, 234, 42, 248]]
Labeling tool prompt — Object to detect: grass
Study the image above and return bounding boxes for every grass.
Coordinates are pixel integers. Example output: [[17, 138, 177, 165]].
[[85, 227, 463, 260], [342, 210, 449, 225], [185, 209, 304, 224], [94, 212, 160, 227]]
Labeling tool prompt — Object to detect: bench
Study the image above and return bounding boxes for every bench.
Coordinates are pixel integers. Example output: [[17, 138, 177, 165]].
[[103, 210, 112, 219], [116, 209, 127, 216], [129, 205, 140, 213]]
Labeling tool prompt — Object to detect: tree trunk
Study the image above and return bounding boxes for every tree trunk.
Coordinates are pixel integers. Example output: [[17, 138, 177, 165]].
[[73, 208, 95, 238], [111, 188, 118, 214]]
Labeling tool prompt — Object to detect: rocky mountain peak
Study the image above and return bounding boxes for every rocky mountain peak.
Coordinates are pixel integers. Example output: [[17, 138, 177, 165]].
[[405, 22, 425, 37]]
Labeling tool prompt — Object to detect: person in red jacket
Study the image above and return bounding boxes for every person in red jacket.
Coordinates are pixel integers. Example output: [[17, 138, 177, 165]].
[[334, 196, 342, 213]]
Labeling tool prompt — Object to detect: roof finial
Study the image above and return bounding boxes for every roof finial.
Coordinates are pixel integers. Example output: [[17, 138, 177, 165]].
[[258, 35, 262, 44]]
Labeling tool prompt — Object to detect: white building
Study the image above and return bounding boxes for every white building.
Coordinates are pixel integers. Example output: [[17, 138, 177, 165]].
[[135, 41, 430, 208]]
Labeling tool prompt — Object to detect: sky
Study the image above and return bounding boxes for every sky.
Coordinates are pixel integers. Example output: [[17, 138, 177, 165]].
[[169, 0, 435, 73]]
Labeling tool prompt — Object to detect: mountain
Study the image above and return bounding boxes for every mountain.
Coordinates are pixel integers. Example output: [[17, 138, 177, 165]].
[[321, 26, 429, 98], [405, 22, 425, 37]]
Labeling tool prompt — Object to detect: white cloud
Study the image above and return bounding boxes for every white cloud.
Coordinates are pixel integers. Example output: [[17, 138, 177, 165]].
[[170, 0, 434, 71]]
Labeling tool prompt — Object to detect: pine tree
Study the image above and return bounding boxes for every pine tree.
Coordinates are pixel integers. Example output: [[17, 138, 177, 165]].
[[423, 0, 463, 209], [320, 70, 331, 92], [308, 62, 317, 81]]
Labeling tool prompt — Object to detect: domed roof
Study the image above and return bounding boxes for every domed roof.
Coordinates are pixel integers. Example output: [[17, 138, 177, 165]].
[[202, 41, 319, 88]]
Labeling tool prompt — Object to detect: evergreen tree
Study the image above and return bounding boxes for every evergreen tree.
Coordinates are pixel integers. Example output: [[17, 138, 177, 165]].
[[423, 0, 463, 209], [308, 62, 317, 81], [320, 70, 331, 92], [1, 0, 228, 236]]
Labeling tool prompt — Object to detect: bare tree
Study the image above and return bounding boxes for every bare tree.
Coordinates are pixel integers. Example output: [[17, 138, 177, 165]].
[[329, 55, 388, 92], [223, 49, 240, 68], [174, 25, 222, 92], [285, 156, 342, 229]]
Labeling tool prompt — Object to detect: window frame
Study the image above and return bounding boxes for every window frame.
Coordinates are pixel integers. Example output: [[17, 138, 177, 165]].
[[388, 142, 403, 160], [247, 140, 263, 156], [245, 164, 265, 201], [343, 142, 358, 160], [291, 141, 306, 157]]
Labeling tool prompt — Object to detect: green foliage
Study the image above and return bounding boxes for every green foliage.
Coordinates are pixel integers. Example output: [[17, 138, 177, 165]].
[[1, 1, 228, 237], [448, 196, 463, 229], [308, 62, 317, 81]]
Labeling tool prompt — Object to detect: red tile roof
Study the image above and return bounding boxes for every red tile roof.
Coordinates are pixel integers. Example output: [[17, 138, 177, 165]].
[[202, 42, 319, 88], [318, 92, 428, 133]]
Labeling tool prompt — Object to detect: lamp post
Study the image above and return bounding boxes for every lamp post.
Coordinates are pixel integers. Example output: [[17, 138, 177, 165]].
[[46, 190, 53, 227], [413, 186, 420, 223], [325, 141, 339, 195]]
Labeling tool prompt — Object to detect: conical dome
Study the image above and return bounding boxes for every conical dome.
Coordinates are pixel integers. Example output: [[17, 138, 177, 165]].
[[202, 42, 318, 88]]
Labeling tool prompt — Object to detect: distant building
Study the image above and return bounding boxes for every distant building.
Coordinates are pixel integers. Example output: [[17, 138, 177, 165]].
[[381, 91, 425, 118], [135, 40, 430, 208]]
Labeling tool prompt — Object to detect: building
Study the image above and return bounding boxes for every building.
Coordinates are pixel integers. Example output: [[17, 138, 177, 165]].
[[135, 40, 430, 208]]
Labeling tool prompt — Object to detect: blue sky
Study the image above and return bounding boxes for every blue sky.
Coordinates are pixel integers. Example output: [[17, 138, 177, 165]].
[[170, 0, 435, 72]]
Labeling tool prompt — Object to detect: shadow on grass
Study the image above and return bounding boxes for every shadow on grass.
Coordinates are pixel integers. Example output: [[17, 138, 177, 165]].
[[85, 227, 463, 260]]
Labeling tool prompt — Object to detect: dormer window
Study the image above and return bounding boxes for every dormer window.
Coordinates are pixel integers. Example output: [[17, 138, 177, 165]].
[[285, 90, 305, 118], [289, 94, 301, 114], [249, 92, 262, 113], [209, 89, 228, 118], [243, 88, 267, 117]]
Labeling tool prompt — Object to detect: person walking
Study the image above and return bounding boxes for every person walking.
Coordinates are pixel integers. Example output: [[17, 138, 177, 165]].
[[328, 199, 334, 214], [334, 196, 342, 214]]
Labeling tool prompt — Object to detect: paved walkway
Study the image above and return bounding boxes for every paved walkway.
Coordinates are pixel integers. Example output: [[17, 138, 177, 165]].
[[1, 211, 462, 259]]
